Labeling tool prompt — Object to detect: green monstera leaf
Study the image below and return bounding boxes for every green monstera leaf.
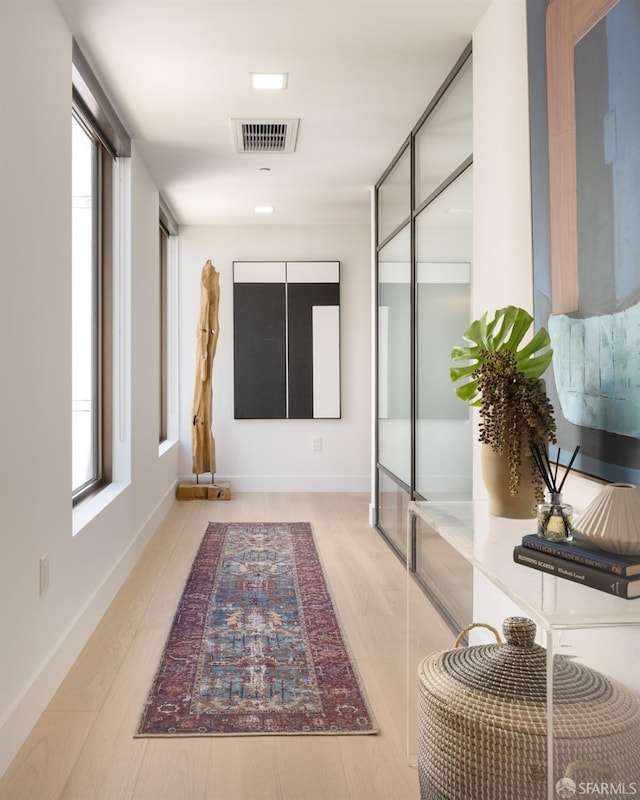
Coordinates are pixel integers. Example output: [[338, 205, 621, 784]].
[[450, 305, 553, 406]]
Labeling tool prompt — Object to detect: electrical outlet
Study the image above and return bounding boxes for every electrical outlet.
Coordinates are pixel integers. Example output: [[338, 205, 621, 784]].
[[311, 436, 323, 452], [40, 554, 49, 595]]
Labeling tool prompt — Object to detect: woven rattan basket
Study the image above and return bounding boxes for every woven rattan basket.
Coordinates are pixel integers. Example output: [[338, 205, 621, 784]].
[[417, 617, 640, 800]]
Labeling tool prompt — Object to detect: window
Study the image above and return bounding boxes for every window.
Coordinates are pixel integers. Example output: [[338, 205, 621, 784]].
[[159, 224, 168, 443], [72, 115, 99, 495], [71, 112, 114, 500], [158, 197, 178, 446], [72, 42, 130, 503]]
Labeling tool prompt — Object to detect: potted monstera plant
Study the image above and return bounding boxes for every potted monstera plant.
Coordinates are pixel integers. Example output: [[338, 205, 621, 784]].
[[450, 305, 557, 518]]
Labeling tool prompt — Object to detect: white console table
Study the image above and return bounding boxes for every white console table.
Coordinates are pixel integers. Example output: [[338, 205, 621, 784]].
[[406, 500, 640, 798]]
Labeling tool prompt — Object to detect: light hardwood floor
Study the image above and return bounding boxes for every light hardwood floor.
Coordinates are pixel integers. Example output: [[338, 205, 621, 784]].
[[0, 492, 454, 800]]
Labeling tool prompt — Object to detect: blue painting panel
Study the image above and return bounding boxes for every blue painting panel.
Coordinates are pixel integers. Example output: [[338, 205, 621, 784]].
[[527, 0, 640, 484]]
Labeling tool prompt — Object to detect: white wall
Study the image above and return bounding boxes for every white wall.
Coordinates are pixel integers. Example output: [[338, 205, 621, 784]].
[[178, 224, 371, 492], [473, 0, 604, 539], [0, 0, 179, 776]]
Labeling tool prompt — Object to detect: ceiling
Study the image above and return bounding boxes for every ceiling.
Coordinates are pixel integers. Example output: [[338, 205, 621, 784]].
[[55, 0, 492, 227]]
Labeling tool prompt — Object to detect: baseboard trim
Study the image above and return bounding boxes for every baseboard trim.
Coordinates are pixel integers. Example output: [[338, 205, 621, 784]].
[[179, 474, 370, 493], [0, 480, 177, 779]]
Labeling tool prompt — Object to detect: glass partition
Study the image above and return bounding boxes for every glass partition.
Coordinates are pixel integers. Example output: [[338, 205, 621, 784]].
[[415, 57, 472, 207], [415, 166, 473, 499], [378, 469, 411, 558], [377, 146, 410, 244], [377, 224, 412, 487], [374, 46, 472, 573]]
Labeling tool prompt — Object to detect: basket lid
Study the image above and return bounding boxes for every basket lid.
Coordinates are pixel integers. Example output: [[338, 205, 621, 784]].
[[418, 617, 640, 736]]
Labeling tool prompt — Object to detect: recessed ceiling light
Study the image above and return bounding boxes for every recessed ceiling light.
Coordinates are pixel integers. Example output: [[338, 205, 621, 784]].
[[250, 73, 288, 90], [255, 205, 274, 214]]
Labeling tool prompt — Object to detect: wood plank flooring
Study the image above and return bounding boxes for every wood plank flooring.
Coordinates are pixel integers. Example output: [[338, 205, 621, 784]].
[[0, 492, 454, 800]]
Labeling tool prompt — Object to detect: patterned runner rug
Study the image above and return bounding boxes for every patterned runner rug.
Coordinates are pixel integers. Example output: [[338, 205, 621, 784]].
[[136, 522, 377, 736]]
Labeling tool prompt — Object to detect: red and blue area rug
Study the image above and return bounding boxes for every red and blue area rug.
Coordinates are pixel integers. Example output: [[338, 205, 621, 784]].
[[136, 521, 377, 737]]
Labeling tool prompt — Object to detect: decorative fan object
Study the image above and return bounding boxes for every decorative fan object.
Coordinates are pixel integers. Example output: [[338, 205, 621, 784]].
[[574, 483, 640, 556]]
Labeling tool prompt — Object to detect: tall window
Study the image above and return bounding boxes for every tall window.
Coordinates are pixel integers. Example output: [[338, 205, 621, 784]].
[[71, 42, 130, 503], [71, 115, 100, 496], [158, 198, 178, 446], [159, 224, 168, 443]]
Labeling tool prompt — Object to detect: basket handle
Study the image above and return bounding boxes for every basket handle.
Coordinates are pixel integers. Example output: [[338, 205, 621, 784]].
[[454, 622, 501, 648]]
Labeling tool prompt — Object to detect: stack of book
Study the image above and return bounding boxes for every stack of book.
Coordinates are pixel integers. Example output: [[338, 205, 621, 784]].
[[513, 533, 640, 599]]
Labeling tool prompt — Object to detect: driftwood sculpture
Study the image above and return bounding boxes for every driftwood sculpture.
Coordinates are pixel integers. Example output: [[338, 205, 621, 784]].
[[191, 260, 220, 475]]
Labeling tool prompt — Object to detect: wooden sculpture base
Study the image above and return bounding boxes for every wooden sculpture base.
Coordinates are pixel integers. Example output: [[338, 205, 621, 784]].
[[177, 480, 231, 501]]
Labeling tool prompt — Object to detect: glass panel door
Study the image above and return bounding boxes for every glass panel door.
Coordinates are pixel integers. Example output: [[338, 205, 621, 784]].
[[415, 166, 473, 499], [378, 224, 411, 487]]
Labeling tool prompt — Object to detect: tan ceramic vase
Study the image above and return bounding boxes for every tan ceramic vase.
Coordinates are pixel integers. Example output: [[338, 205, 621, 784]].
[[481, 443, 537, 519]]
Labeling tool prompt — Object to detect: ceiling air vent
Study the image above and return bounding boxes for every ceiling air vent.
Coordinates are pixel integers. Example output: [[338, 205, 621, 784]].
[[232, 118, 300, 154]]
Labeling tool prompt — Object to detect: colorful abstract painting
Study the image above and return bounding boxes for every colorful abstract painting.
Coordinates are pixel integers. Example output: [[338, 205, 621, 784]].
[[527, 0, 640, 483]]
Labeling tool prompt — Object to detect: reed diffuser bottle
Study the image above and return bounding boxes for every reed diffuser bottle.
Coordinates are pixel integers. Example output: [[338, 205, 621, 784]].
[[537, 491, 573, 541], [531, 445, 580, 542]]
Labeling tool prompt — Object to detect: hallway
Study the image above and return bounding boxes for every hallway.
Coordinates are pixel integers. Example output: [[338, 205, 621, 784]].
[[0, 493, 452, 800]]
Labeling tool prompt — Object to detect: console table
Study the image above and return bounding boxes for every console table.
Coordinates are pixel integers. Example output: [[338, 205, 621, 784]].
[[406, 500, 640, 798]]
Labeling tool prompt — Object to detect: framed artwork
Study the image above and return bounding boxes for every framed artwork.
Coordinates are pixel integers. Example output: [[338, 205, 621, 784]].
[[233, 261, 341, 419], [527, 0, 640, 484]]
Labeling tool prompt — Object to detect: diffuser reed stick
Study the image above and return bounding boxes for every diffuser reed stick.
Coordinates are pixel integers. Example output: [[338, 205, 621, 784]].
[[531, 444, 580, 498]]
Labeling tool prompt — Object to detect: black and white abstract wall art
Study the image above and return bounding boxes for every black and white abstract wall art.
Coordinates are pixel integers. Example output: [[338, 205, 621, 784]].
[[233, 261, 341, 419]]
